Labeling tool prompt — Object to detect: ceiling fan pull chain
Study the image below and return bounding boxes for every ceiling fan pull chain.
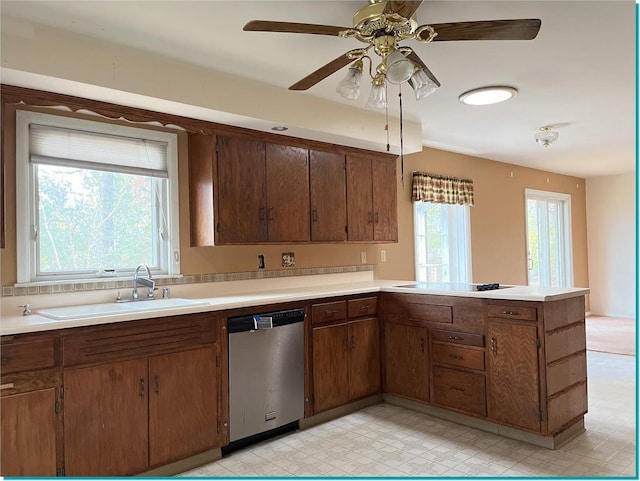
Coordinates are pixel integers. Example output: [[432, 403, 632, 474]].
[[385, 81, 390, 153], [399, 85, 405, 189]]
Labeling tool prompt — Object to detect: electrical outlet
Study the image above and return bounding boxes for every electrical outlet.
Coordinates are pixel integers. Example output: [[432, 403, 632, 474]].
[[360, 251, 367, 264], [381, 250, 387, 262]]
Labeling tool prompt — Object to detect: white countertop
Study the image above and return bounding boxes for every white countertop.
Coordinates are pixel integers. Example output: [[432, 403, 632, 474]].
[[0, 279, 589, 336]]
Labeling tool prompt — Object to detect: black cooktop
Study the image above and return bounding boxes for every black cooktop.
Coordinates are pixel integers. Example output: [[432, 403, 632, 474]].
[[396, 282, 511, 292]]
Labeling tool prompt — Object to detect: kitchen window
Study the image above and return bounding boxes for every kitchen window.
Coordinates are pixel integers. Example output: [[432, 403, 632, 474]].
[[414, 201, 471, 283], [15, 110, 180, 284]]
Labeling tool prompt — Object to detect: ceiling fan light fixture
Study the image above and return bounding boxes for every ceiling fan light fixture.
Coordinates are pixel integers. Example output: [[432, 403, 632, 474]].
[[409, 68, 438, 100], [459, 86, 518, 106], [385, 50, 414, 85], [336, 59, 363, 100], [535, 126, 559, 147], [365, 74, 387, 109]]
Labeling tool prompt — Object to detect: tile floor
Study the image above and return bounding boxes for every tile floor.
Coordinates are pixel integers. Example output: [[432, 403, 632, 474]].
[[181, 351, 636, 477]]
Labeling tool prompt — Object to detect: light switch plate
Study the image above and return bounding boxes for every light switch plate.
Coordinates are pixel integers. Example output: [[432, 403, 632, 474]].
[[381, 250, 387, 262], [360, 251, 367, 264]]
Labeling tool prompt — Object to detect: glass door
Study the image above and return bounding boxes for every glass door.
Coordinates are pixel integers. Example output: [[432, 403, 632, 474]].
[[525, 189, 573, 287]]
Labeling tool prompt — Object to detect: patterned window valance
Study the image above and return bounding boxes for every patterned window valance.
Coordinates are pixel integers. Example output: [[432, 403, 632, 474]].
[[412, 172, 475, 206]]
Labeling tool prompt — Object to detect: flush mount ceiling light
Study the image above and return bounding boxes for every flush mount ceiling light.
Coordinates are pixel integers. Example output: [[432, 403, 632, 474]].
[[459, 86, 518, 106], [271, 126, 288, 132], [535, 126, 559, 147]]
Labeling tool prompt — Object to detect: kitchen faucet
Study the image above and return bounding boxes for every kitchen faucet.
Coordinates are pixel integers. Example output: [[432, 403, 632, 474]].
[[133, 264, 155, 300]]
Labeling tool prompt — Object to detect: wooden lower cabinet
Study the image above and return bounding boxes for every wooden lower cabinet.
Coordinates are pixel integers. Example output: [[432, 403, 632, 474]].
[[1, 388, 58, 476], [149, 347, 219, 467], [64, 346, 220, 476], [383, 322, 429, 402], [312, 317, 380, 414], [432, 366, 486, 416], [64, 358, 149, 477], [312, 323, 350, 413], [349, 317, 381, 400], [487, 320, 541, 432]]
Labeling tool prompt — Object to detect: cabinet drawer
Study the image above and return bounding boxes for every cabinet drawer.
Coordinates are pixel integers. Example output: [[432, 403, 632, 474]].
[[432, 366, 486, 416], [348, 297, 378, 319], [487, 304, 537, 321], [407, 302, 452, 324], [1, 339, 56, 375], [432, 343, 485, 371], [312, 301, 347, 325], [431, 329, 484, 347]]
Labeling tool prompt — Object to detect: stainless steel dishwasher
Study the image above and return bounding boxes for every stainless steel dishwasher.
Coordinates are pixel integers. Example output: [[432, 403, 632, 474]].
[[227, 308, 305, 446]]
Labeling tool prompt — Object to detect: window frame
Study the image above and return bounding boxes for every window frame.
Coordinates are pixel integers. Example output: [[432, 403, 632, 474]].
[[15, 110, 181, 285]]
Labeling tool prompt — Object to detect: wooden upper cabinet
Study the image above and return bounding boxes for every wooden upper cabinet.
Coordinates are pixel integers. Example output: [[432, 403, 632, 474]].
[[217, 135, 267, 243], [189, 131, 397, 245], [265, 143, 310, 242], [346, 155, 398, 242], [346, 156, 373, 241], [310, 150, 346, 241], [372, 158, 398, 242]]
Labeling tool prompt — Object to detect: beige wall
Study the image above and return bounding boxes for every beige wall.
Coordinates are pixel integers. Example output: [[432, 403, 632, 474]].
[[586, 174, 635, 317], [376, 147, 589, 290], [1, 105, 589, 292]]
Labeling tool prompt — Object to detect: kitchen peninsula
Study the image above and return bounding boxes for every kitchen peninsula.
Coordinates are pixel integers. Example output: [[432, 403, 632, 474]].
[[1, 274, 589, 477]]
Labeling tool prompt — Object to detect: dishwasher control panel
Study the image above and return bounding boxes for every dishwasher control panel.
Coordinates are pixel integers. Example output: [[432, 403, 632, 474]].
[[227, 308, 305, 333]]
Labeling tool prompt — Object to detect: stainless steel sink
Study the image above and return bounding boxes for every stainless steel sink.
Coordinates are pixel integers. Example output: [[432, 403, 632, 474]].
[[36, 298, 208, 320]]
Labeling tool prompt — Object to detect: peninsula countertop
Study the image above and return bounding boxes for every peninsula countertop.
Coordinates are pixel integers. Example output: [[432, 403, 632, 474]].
[[0, 279, 590, 336]]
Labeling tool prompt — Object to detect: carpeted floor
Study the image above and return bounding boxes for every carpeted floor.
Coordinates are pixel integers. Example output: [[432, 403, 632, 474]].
[[585, 315, 636, 356]]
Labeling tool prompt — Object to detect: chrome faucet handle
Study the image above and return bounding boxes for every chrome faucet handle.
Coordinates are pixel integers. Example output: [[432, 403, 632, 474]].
[[147, 287, 156, 299], [132, 287, 139, 300], [18, 304, 31, 316]]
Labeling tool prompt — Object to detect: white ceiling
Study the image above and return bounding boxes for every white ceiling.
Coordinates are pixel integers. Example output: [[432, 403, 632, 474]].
[[1, 1, 636, 178]]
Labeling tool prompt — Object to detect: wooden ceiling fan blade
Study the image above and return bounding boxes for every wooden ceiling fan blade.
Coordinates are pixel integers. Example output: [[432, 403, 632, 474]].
[[243, 20, 348, 36], [406, 50, 441, 87], [289, 53, 354, 91], [383, 1, 424, 19], [423, 19, 542, 41]]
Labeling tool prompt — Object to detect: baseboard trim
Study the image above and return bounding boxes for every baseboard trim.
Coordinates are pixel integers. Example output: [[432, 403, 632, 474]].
[[138, 448, 222, 476], [383, 394, 584, 450], [299, 394, 383, 430]]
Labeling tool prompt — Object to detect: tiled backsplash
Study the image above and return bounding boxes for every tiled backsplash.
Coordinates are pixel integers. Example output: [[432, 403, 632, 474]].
[[2, 264, 376, 297]]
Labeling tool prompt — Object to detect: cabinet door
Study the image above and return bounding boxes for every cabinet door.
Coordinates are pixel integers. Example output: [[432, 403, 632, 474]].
[[487, 321, 541, 432], [348, 317, 381, 400], [149, 346, 218, 467], [1, 388, 57, 476], [310, 150, 346, 241], [372, 159, 398, 241], [384, 323, 429, 402], [346, 156, 373, 241], [312, 323, 349, 413], [217, 135, 267, 243], [64, 359, 148, 476], [266, 143, 310, 242]]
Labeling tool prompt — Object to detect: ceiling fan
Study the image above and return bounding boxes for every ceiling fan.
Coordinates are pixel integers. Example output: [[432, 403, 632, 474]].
[[244, 0, 541, 103]]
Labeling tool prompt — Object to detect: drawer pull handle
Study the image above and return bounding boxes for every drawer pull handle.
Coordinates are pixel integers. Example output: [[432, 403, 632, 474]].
[[450, 387, 465, 392], [154, 375, 159, 395], [139, 379, 145, 398], [0, 383, 15, 390], [350, 335, 355, 350], [420, 337, 425, 353], [449, 354, 463, 360], [491, 337, 497, 354], [448, 336, 463, 341], [502, 310, 518, 316], [360, 305, 371, 311]]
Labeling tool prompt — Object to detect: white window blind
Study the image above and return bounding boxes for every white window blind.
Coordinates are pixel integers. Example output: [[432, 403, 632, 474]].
[[29, 124, 168, 178]]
